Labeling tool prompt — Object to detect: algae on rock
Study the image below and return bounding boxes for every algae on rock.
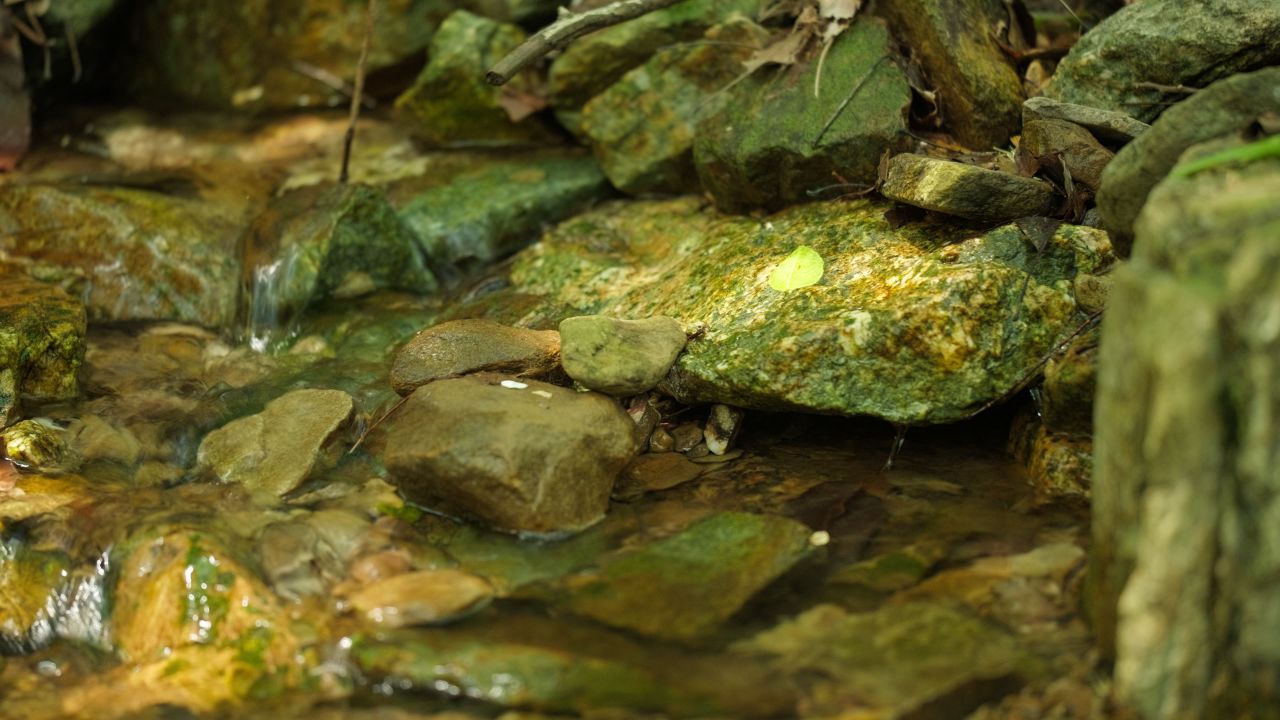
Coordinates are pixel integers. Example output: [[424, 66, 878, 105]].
[[0, 277, 85, 423]]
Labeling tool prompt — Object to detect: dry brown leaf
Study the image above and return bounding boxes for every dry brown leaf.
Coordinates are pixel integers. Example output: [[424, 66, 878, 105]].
[[497, 87, 548, 122], [741, 27, 810, 75], [814, 0, 862, 97]]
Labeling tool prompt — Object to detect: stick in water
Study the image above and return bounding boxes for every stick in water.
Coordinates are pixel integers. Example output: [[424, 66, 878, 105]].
[[340, 0, 377, 184]]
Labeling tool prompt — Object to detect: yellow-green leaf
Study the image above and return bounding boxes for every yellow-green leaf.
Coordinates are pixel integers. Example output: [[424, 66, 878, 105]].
[[768, 245, 825, 291]]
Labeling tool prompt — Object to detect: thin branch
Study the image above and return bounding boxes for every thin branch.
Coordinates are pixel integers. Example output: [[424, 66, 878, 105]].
[[340, 0, 376, 184], [1133, 81, 1199, 95], [65, 24, 80, 83], [486, 0, 686, 86], [292, 60, 377, 108], [814, 54, 886, 146]]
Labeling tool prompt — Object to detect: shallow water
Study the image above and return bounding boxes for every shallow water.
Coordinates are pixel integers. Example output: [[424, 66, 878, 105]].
[[0, 289, 1096, 718]]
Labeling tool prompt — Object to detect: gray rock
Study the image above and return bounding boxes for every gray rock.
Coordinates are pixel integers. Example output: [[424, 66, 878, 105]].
[[881, 153, 1059, 223], [390, 319, 562, 395], [1044, 0, 1280, 123], [877, 0, 1024, 148], [1091, 136, 1280, 716], [559, 315, 687, 396], [693, 19, 912, 212], [346, 569, 494, 628], [196, 388, 354, 498], [384, 375, 639, 534], [1097, 66, 1280, 248], [1022, 96, 1149, 146], [1020, 119, 1115, 191]]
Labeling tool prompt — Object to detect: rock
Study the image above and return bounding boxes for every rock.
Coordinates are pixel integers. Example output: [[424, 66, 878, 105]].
[[559, 315, 687, 396], [0, 277, 85, 423], [395, 11, 557, 148], [395, 153, 610, 272], [0, 540, 75, 653], [1, 419, 72, 472], [703, 403, 742, 455], [196, 388, 354, 498], [0, 183, 245, 327], [1073, 272, 1111, 314], [1008, 409, 1092, 508], [881, 153, 1059, 223], [128, 0, 451, 111], [612, 452, 705, 501], [346, 569, 494, 628], [1090, 135, 1280, 715], [508, 196, 1113, 424], [546, 0, 758, 129], [735, 602, 1034, 718], [110, 528, 307, 713], [580, 18, 767, 195], [70, 415, 141, 467], [240, 182, 438, 349], [876, 0, 1023, 148], [1020, 119, 1115, 192], [693, 19, 911, 212], [390, 319, 561, 395], [532, 511, 812, 640], [384, 375, 638, 534], [1044, 0, 1280, 124], [352, 612, 797, 717], [1097, 67, 1280, 247], [1022, 96, 1149, 146], [1042, 327, 1098, 435]]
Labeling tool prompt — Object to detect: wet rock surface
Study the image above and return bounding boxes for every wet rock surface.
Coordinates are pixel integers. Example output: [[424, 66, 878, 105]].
[[196, 388, 354, 498], [384, 375, 639, 534], [390, 319, 561, 395], [559, 315, 686, 396], [0, 277, 85, 423]]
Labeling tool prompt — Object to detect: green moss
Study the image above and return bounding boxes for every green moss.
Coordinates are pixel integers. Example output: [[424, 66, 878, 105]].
[[181, 536, 237, 644]]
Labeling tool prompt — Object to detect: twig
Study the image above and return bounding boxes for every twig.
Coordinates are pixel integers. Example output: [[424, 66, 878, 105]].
[[486, 0, 686, 86], [1133, 81, 1199, 95], [64, 24, 80, 83], [292, 60, 377, 108], [340, 0, 376, 184], [814, 54, 886, 146], [349, 392, 410, 454]]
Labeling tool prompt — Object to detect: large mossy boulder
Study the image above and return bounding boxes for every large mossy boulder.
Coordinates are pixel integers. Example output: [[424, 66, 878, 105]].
[[546, 0, 761, 132], [240, 182, 437, 347], [876, 0, 1023, 149], [1091, 138, 1280, 717], [0, 277, 85, 423], [395, 10, 558, 148], [692, 19, 911, 212], [1097, 67, 1280, 247], [0, 183, 244, 327], [128, 0, 452, 111], [506, 197, 1112, 425], [580, 18, 767, 195], [1045, 0, 1280, 124]]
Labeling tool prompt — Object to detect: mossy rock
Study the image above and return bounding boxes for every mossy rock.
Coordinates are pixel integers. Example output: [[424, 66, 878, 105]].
[[0, 276, 85, 423]]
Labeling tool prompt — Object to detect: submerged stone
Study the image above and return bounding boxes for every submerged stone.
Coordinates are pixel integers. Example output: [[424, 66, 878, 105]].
[[0, 540, 76, 654], [1097, 66, 1280, 246], [509, 197, 1111, 424], [395, 153, 610, 273], [352, 612, 796, 716], [559, 315, 687, 396], [0, 183, 244, 327], [881, 153, 1059, 223], [346, 569, 494, 628], [129, 0, 452, 111], [390, 319, 562, 395], [736, 602, 1034, 717], [693, 19, 911, 212], [395, 10, 558, 148], [530, 511, 812, 640], [0, 277, 85, 423], [1045, 0, 1280, 123], [196, 388, 354, 498], [384, 375, 638, 534], [241, 182, 437, 349], [580, 18, 767, 195], [877, 0, 1024, 149]]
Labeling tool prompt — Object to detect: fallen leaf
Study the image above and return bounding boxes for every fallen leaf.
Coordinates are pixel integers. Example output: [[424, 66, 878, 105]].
[[498, 87, 548, 122], [769, 245, 825, 291], [814, 0, 862, 97], [741, 26, 810, 76]]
